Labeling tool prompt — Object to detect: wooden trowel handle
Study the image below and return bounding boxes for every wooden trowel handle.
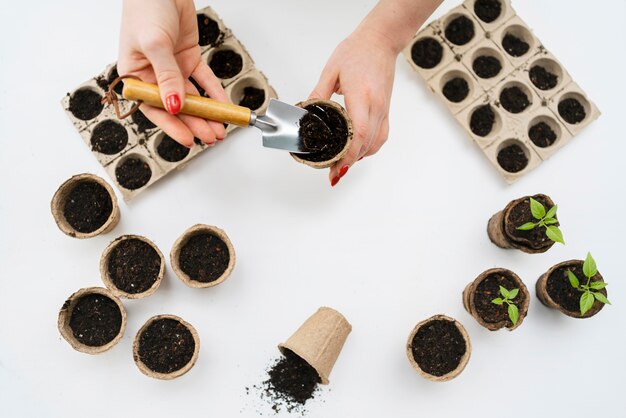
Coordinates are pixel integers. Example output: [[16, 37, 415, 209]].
[[122, 78, 251, 127]]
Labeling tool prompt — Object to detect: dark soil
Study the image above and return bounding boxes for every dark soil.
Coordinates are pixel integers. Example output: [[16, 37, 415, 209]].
[[295, 103, 349, 162], [107, 238, 161, 294], [238, 87, 266, 110], [108, 66, 123, 95], [209, 49, 243, 79], [115, 157, 152, 190], [68, 293, 122, 346], [69, 88, 103, 120], [445, 15, 475, 46], [189, 77, 208, 97], [131, 109, 156, 132], [504, 194, 555, 247], [558, 98, 586, 124], [179, 233, 230, 283], [529, 121, 557, 147], [529, 65, 558, 90], [502, 33, 529, 57], [63, 181, 113, 233], [473, 55, 502, 79], [157, 135, 190, 162], [546, 263, 606, 315], [259, 349, 321, 413], [298, 111, 332, 153], [500, 86, 530, 113], [442, 77, 469, 103], [497, 144, 528, 173], [474, 273, 526, 326], [411, 37, 443, 69], [197, 14, 222, 47], [136, 318, 195, 374], [409, 319, 466, 377], [470, 105, 496, 137], [90, 120, 128, 155], [474, 0, 502, 23]]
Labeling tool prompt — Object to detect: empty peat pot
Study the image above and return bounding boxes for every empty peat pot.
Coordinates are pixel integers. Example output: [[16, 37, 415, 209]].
[[51, 173, 120, 238], [171, 224, 235, 288], [463, 268, 530, 331], [488, 194, 558, 253], [406, 314, 471, 382], [133, 314, 200, 379], [100, 235, 165, 299], [279, 307, 352, 385], [291, 99, 353, 169], [58, 287, 127, 354], [536, 260, 607, 319]]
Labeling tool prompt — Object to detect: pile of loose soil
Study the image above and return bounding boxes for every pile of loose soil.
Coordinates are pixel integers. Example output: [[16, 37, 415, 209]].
[[63, 181, 113, 233], [210, 50, 243, 79], [179, 233, 230, 283], [107, 238, 161, 294], [473, 55, 502, 79], [529, 65, 558, 90], [90, 120, 128, 155], [69, 88, 103, 120], [528, 121, 557, 147], [409, 319, 466, 377], [470, 105, 496, 137], [497, 143, 528, 173], [474, 0, 502, 23], [502, 33, 529, 57], [197, 14, 222, 46], [299, 111, 332, 153], [68, 293, 122, 346], [558, 98, 586, 124], [157, 135, 190, 162], [411, 37, 443, 69], [295, 104, 349, 163], [500, 86, 530, 113], [442, 77, 469, 103], [239, 86, 266, 110], [136, 318, 195, 374], [445, 15, 475, 46], [115, 157, 152, 190]]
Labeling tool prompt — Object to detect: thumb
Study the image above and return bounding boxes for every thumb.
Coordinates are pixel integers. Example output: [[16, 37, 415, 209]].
[[144, 42, 186, 115]]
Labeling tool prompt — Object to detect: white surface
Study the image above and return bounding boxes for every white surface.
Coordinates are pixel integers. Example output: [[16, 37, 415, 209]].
[[1, 1, 625, 417]]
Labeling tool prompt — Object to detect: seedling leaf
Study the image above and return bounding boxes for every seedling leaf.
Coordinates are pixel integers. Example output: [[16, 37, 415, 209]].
[[583, 252, 597, 278], [508, 303, 519, 325], [530, 198, 546, 219], [543, 218, 559, 225], [499, 286, 509, 298], [590, 281, 607, 290], [545, 204, 558, 219], [508, 288, 519, 299], [517, 222, 536, 231], [492, 297, 504, 305], [580, 292, 595, 316], [593, 292, 611, 305], [567, 270, 579, 288], [546, 225, 565, 244]]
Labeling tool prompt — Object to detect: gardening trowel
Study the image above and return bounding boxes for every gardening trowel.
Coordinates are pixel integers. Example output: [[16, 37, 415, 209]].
[[122, 78, 319, 153]]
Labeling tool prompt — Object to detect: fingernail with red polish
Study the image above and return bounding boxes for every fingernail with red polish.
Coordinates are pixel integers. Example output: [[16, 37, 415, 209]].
[[339, 165, 349, 178], [331, 176, 340, 187], [358, 156, 364, 161], [216, 137, 224, 141], [165, 94, 181, 115]]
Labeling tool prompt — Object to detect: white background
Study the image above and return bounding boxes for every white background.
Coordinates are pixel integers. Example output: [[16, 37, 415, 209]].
[[1, 0, 625, 417]]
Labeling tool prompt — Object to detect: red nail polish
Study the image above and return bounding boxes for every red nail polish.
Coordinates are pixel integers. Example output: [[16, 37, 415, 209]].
[[339, 165, 349, 178], [358, 156, 364, 161], [216, 137, 224, 141], [331, 176, 340, 187], [165, 94, 181, 115]]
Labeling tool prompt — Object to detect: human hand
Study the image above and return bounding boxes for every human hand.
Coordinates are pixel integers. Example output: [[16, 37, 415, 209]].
[[118, 0, 228, 147]]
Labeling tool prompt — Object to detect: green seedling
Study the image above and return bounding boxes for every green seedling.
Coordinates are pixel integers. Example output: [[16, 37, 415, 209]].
[[516, 197, 565, 244], [492, 286, 520, 325], [568, 252, 611, 316]]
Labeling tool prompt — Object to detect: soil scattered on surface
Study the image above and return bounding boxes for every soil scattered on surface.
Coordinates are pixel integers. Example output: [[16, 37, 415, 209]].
[[410, 319, 466, 377], [474, 0, 502, 23], [107, 238, 161, 294], [68, 293, 122, 346], [90, 120, 128, 155], [295, 103, 349, 163], [411, 37, 443, 69], [179, 232, 230, 283], [136, 318, 195, 374], [63, 181, 113, 233], [473, 55, 502, 79], [470, 105, 496, 137], [546, 263, 606, 314], [529, 65, 558, 90], [500, 86, 530, 113], [131, 109, 156, 132], [442, 77, 469, 103], [505, 194, 556, 248], [157, 135, 190, 162], [210, 49, 243, 79], [529, 121, 557, 147], [558, 98, 586, 124], [445, 15, 475, 46], [197, 14, 222, 47], [502, 33, 529, 57], [474, 273, 526, 326], [115, 157, 152, 190], [69, 88, 103, 120], [497, 143, 528, 173], [239, 87, 266, 110]]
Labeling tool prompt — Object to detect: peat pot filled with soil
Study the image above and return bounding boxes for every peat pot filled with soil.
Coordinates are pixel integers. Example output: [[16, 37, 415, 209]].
[[463, 268, 530, 331], [291, 99, 353, 169], [536, 259, 608, 319], [100, 235, 165, 299], [406, 314, 471, 382], [133, 314, 200, 379], [171, 224, 236, 288], [58, 287, 127, 354], [51, 173, 120, 238], [488, 194, 561, 253]]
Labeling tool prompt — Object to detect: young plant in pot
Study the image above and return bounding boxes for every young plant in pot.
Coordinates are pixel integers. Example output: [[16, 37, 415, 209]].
[[536, 252, 610, 318], [488, 194, 564, 253], [463, 268, 530, 331]]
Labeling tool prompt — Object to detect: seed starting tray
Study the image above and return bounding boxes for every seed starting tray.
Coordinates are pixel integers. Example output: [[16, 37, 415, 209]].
[[61, 6, 278, 200], [403, 0, 599, 183]]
